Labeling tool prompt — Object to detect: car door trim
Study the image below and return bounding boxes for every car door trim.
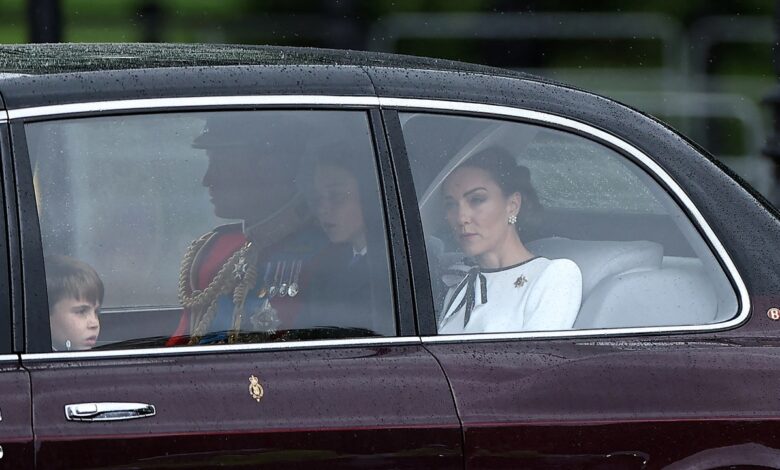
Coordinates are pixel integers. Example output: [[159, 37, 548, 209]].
[[0, 354, 17, 362], [21, 336, 421, 361], [376, 97, 749, 341], [6, 96, 381, 119]]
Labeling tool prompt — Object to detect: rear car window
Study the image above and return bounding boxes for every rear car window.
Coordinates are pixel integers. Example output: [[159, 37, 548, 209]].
[[27, 110, 396, 351]]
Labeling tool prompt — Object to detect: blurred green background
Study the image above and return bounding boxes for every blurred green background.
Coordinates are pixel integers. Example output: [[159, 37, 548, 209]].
[[2, 0, 778, 199]]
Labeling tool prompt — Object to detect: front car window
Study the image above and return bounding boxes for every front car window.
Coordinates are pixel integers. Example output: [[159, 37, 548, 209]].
[[27, 110, 395, 351], [401, 112, 738, 335]]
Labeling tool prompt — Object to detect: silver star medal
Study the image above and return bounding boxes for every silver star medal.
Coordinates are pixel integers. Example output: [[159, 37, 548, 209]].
[[233, 255, 248, 281], [250, 299, 281, 334]]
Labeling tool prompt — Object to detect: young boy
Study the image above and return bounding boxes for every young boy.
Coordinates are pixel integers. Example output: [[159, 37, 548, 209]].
[[46, 255, 104, 351]]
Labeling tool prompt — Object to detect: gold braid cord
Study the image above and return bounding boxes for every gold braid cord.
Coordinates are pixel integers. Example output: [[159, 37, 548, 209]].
[[178, 232, 252, 345], [179, 199, 311, 346]]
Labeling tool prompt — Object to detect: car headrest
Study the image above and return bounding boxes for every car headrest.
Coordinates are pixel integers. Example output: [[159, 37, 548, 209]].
[[526, 237, 663, 296]]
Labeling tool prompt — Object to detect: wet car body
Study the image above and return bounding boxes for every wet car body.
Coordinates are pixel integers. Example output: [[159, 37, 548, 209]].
[[0, 43, 776, 468]]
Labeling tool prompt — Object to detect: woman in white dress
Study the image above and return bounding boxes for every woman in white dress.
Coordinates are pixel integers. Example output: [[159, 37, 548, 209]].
[[438, 148, 582, 334]]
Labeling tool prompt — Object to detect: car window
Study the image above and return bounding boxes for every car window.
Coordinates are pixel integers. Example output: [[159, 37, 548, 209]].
[[400, 112, 738, 334], [27, 110, 395, 351]]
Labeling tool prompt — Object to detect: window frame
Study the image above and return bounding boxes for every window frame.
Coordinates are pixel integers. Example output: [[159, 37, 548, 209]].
[[381, 98, 749, 343], [0, 115, 17, 355], [11, 96, 418, 357]]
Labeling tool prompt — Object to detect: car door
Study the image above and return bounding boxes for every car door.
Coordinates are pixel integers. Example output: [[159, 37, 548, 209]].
[[0, 116, 34, 468], [388, 102, 780, 469], [13, 102, 462, 469]]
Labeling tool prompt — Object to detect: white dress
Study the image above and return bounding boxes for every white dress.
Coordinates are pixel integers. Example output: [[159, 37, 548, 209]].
[[438, 257, 582, 334]]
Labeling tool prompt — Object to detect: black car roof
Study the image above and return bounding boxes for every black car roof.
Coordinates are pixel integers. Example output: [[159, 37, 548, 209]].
[[0, 43, 536, 79], [0, 44, 760, 290], [0, 43, 577, 115]]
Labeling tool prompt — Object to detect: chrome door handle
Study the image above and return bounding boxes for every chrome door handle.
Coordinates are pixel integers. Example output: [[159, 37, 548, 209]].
[[65, 402, 156, 422]]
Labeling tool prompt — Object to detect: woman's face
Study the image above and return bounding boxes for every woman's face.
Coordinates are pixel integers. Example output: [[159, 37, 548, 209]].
[[312, 164, 366, 247], [443, 166, 520, 259]]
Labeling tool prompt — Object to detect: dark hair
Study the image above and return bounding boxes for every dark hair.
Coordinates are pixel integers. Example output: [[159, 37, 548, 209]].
[[311, 143, 378, 236], [313, 147, 363, 179], [455, 147, 542, 238], [45, 255, 104, 311]]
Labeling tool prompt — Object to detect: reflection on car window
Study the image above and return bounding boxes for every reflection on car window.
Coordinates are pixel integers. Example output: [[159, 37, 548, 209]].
[[401, 112, 738, 334], [28, 110, 395, 351]]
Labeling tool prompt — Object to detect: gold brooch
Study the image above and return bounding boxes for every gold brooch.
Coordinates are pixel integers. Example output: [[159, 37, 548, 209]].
[[248, 375, 264, 402], [514, 275, 528, 288]]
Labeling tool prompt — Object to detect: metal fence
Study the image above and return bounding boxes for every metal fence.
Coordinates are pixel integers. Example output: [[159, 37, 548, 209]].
[[367, 12, 776, 195]]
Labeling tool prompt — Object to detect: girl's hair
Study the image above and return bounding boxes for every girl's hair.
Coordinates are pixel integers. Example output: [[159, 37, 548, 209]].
[[45, 255, 104, 311], [454, 146, 542, 238], [310, 142, 380, 241]]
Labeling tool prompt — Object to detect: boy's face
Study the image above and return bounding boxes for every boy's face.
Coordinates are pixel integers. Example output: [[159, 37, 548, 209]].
[[50, 297, 100, 351]]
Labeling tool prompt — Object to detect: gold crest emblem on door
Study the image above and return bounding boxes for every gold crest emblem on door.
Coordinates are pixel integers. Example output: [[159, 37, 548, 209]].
[[248, 375, 264, 402]]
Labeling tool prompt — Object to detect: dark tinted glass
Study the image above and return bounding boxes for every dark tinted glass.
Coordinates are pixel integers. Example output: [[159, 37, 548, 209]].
[[27, 110, 395, 351]]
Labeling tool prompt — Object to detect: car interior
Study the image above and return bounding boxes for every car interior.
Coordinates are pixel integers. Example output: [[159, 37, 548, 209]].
[[401, 112, 738, 331], [26, 110, 397, 350], [24, 108, 741, 351]]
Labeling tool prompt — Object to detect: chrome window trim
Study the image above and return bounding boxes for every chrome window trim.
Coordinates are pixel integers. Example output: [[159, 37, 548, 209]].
[[0, 73, 31, 80], [7, 95, 380, 119], [0, 354, 18, 362], [101, 306, 181, 314], [14, 95, 405, 359], [8, 94, 748, 355], [22, 336, 420, 361], [379, 97, 750, 340]]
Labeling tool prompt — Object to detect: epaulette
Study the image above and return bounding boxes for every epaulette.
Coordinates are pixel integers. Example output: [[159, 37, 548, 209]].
[[187, 223, 247, 290], [188, 223, 243, 272]]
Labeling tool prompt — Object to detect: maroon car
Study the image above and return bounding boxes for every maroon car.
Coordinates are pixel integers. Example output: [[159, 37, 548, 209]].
[[0, 43, 776, 469]]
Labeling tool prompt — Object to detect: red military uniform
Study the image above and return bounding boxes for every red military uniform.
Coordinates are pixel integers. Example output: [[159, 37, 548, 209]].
[[167, 201, 323, 346], [166, 224, 246, 346]]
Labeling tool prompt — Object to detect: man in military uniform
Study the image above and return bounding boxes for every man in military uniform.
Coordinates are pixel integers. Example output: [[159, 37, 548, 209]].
[[167, 112, 325, 346]]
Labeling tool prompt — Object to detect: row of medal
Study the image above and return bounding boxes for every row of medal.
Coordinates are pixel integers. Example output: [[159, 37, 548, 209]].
[[256, 260, 303, 299]]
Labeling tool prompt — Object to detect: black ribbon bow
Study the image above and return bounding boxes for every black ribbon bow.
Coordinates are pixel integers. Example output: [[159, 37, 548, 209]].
[[443, 266, 488, 327]]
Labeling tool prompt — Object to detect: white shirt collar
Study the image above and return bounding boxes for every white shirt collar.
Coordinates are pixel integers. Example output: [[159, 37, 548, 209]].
[[353, 246, 367, 257]]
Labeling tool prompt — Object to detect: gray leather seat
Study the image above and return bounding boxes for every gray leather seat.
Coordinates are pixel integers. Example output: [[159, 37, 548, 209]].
[[527, 237, 717, 329], [576, 266, 717, 328], [526, 237, 663, 298]]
